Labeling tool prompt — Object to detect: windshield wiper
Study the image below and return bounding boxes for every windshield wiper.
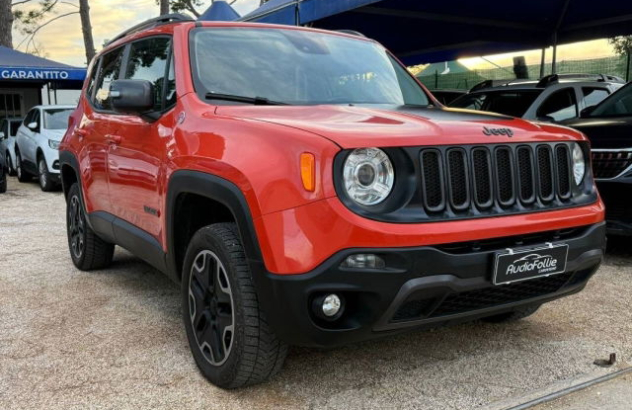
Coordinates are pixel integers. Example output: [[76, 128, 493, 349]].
[[205, 93, 287, 106]]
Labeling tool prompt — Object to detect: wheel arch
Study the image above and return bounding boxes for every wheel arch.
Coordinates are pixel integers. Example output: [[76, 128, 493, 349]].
[[59, 150, 81, 199], [166, 171, 264, 282]]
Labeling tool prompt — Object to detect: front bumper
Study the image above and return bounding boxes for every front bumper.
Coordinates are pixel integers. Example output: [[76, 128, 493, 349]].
[[597, 180, 632, 235], [252, 222, 605, 348]]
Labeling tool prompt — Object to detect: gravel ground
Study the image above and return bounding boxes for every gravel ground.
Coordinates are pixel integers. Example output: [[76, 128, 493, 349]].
[[1, 177, 631, 410]]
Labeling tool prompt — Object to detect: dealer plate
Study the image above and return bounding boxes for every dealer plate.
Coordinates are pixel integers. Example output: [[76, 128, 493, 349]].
[[493, 244, 569, 285]]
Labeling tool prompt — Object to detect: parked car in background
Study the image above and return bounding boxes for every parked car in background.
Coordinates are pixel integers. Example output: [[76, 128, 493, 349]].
[[0, 149, 7, 193], [449, 74, 624, 122], [0, 117, 23, 176], [563, 82, 632, 236], [15, 105, 74, 191], [429, 89, 467, 105]]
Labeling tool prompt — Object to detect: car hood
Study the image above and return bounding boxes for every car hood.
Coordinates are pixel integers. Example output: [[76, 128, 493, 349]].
[[42, 129, 66, 141], [562, 116, 632, 149], [216, 105, 581, 148]]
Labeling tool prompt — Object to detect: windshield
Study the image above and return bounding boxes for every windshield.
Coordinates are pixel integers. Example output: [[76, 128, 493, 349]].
[[43, 109, 72, 130], [190, 28, 429, 106], [590, 84, 632, 117], [450, 90, 541, 117]]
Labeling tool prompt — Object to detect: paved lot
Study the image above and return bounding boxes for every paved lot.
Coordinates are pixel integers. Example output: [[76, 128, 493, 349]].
[[1, 177, 631, 410]]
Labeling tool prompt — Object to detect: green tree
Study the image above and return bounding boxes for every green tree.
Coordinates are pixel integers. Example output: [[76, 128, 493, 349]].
[[165, 0, 253, 18], [0, 0, 60, 49], [609, 36, 632, 81]]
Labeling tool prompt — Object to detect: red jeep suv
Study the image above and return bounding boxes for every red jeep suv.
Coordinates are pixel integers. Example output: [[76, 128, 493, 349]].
[[59, 15, 605, 388]]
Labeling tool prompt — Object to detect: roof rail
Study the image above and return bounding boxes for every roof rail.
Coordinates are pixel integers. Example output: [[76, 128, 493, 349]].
[[336, 29, 367, 38], [469, 78, 532, 92], [536, 73, 626, 88], [105, 14, 194, 47]]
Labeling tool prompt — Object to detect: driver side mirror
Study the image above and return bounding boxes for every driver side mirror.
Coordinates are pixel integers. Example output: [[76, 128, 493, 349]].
[[580, 105, 596, 118], [27, 121, 38, 131], [110, 79, 155, 119]]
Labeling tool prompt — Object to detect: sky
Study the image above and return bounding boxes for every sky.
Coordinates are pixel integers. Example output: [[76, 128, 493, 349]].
[[11, 0, 618, 69]]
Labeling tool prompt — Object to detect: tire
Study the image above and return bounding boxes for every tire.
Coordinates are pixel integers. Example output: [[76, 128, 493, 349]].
[[66, 183, 114, 270], [15, 151, 31, 183], [6, 152, 16, 176], [0, 169, 6, 193], [182, 223, 287, 389], [482, 304, 541, 323], [38, 156, 56, 192]]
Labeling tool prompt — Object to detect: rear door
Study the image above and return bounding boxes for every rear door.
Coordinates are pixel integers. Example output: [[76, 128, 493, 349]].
[[106, 36, 175, 240], [534, 87, 579, 122]]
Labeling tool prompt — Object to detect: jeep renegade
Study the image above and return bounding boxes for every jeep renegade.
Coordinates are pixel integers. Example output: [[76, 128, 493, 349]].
[[59, 15, 606, 388]]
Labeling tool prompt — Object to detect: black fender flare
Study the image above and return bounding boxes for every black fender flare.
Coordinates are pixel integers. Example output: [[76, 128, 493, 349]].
[[59, 150, 81, 199], [165, 170, 264, 281]]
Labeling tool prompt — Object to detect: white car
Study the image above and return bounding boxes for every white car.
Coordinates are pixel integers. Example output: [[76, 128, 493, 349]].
[[0, 117, 23, 176], [15, 105, 75, 191]]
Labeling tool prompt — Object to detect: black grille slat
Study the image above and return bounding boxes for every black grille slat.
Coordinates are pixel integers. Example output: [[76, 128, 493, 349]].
[[420, 150, 445, 212], [472, 148, 493, 208], [556, 145, 571, 199], [591, 151, 632, 179], [517, 147, 535, 203], [495, 147, 515, 206], [537, 146, 555, 201], [447, 149, 469, 210]]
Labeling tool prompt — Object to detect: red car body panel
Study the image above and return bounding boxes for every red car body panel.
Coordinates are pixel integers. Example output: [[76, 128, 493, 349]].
[[60, 21, 604, 277]]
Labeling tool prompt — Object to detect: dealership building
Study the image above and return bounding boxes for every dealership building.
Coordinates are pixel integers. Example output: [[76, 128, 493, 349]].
[[0, 46, 86, 119]]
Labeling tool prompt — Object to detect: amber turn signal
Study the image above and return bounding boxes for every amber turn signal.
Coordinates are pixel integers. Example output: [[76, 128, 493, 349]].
[[300, 153, 316, 192]]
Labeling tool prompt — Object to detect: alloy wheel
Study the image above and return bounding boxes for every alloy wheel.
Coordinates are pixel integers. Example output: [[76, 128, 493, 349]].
[[188, 250, 235, 367], [68, 195, 85, 259], [39, 159, 47, 188]]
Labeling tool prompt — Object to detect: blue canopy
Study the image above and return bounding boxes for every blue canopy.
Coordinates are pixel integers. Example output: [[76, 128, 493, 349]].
[[242, 0, 632, 64], [0, 46, 86, 88], [199, 1, 241, 21]]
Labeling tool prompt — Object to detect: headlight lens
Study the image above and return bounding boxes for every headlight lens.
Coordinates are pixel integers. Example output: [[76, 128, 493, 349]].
[[48, 139, 60, 150], [572, 143, 586, 185], [343, 148, 394, 205]]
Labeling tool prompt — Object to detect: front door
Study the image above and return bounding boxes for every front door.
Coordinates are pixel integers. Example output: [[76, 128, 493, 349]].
[[106, 36, 174, 241]]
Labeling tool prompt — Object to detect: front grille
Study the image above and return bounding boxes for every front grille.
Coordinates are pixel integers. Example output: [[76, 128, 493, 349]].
[[591, 150, 632, 179], [418, 143, 574, 215], [392, 272, 572, 322]]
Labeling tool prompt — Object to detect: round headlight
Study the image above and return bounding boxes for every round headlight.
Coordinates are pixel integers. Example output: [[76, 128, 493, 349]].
[[572, 143, 586, 185], [343, 148, 394, 206]]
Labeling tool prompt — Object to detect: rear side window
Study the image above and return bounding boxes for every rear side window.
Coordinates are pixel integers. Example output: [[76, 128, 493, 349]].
[[450, 91, 540, 117], [94, 47, 125, 111], [582, 87, 609, 109], [125, 37, 171, 111], [537, 88, 578, 121]]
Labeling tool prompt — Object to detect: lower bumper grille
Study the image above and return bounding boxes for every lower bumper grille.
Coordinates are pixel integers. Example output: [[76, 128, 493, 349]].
[[392, 272, 573, 322]]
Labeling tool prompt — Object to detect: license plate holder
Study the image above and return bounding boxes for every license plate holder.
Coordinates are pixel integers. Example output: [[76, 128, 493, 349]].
[[493, 243, 569, 285]]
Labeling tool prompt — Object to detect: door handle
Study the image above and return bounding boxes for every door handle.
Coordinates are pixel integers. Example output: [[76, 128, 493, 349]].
[[106, 134, 123, 145]]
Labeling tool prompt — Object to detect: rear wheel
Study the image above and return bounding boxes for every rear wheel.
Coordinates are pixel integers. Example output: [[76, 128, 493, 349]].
[[38, 156, 56, 192], [482, 304, 541, 323], [182, 223, 287, 389], [15, 151, 30, 183], [6, 152, 16, 176], [66, 183, 114, 270]]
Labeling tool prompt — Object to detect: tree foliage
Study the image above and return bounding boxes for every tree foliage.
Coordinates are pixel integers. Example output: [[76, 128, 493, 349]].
[[160, 0, 262, 18], [609, 36, 632, 56]]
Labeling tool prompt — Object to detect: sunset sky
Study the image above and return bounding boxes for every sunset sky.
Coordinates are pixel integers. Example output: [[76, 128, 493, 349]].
[[11, 0, 618, 69]]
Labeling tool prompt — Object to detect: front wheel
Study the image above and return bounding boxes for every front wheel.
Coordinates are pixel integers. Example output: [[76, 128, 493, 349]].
[[66, 183, 114, 270], [15, 151, 30, 183], [38, 156, 56, 192], [6, 152, 16, 176], [182, 223, 287, 389]]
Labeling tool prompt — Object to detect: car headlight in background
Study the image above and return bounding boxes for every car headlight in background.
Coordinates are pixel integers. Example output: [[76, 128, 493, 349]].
[[572, 143, 586, 185], [48, 140, 60, 150], [343, 148, 394, 205]]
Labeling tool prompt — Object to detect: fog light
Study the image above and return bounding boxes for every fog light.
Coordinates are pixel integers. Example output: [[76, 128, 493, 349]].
[[340, 254, 386, 269], [322, 294, 341, 317]]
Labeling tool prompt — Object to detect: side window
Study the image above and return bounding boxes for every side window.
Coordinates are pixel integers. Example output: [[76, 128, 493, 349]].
[[165, 53, 176, 109], [23, 109, 35, 126], [94, 47, 125, 111], [582, 87, 609, 109], [32, 110, 41, 133], [125, 37, 171, 111], [85, 59, 100, 100], [537, 88, 578, 122]]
